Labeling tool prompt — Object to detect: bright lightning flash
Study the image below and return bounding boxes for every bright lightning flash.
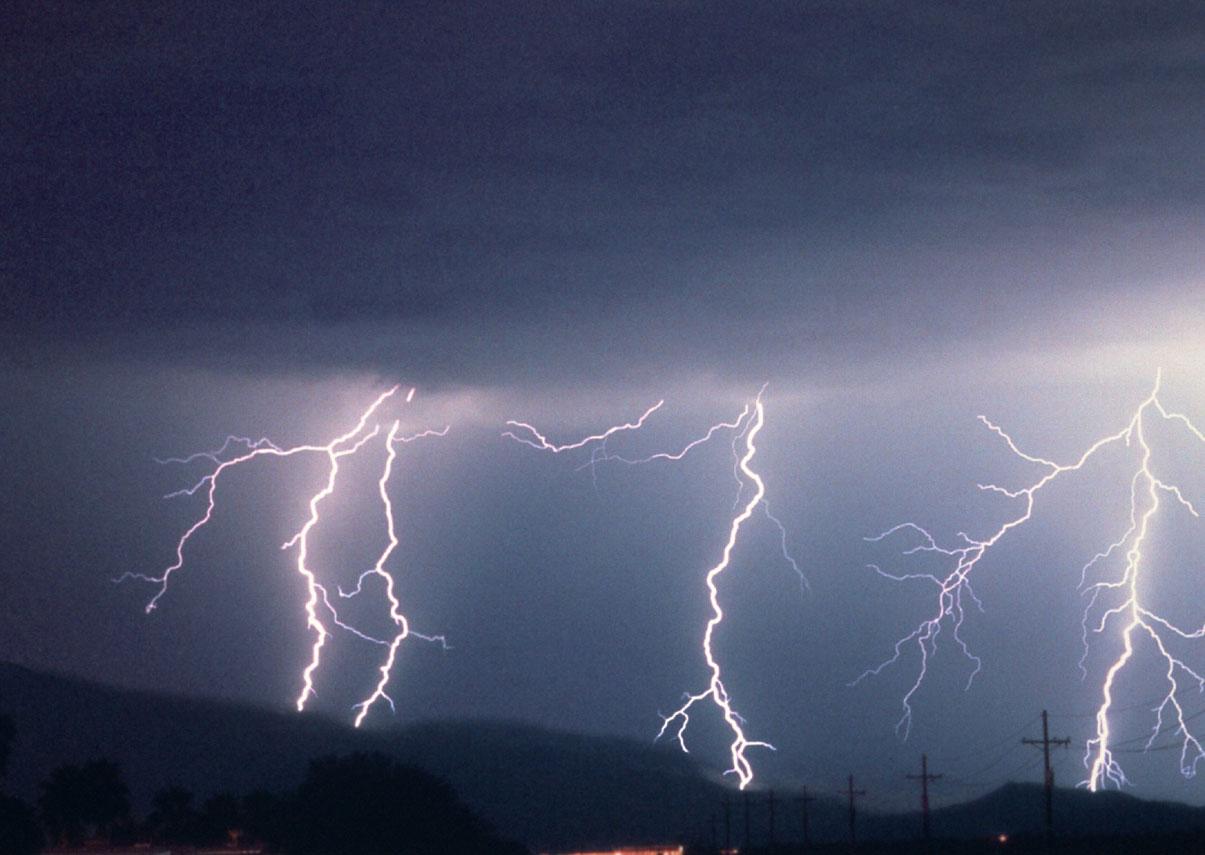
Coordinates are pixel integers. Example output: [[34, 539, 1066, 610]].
[[654, 396, 775, 789], [856, 370, 1203, 791], [118, 386, 449, 725], [505, 389, 801, 788]]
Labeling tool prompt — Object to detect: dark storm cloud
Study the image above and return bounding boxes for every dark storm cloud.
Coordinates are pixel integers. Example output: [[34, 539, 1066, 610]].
[[3, 1, 1202, 377], [3, 2, 1204, 810]]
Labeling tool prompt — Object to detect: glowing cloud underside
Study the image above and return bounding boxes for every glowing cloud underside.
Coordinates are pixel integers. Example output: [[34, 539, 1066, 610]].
[[505, 389, 800, 789], [118, 386, 449, 726], [856, 370, 1203, 790]]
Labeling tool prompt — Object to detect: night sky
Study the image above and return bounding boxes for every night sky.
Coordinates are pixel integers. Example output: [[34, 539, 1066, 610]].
[[2, 1, 1203, 810]]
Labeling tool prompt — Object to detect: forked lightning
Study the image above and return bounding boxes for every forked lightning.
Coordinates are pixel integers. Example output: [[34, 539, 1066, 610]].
[[119, 386, 448, 725], [857, 370, 1203, 790], [506, 388, 802, 788]]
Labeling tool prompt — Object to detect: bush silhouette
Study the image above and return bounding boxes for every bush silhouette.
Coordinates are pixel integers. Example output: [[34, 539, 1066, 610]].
[[197, 791, 243, 845], [38, 758, 131, 845], [0, 793, 43, 855], [145, 785, 199, 844], [0, 713, 43, 855], [242, 788, 286, 846], [280, 752, 527, 855], [0, 713, 13, 780]]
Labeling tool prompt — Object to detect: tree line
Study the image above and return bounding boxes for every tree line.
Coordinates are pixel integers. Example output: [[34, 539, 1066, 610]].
[[0, 712, 527, 854]]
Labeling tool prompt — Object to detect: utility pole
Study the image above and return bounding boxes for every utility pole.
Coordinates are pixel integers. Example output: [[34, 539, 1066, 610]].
[[743, 789, 751, 850], [840, 774, 866, 850], [798, 787, 817, 850], [905, 753, 942, 845], [1022, 709, 1070, 847], [768, 789, 776, 850]]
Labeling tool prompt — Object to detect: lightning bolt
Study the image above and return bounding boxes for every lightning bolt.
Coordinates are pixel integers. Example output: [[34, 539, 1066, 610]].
[[856, 370, 1203, 791], [506, 388, 800, 788], [1079, 374, 1204, 790], [347, 421, 450, 728], [654, 396, 775, 789], [119, 386, 449, 723]]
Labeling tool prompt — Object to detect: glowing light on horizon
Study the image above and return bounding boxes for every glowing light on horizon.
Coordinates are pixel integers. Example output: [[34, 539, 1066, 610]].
[[118, 386, 449, 724], [856, 370, 1203, 790], [506, 388, 801, 788]]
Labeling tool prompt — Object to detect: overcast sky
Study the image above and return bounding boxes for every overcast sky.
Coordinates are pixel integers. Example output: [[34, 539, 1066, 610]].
[[2, 1, 1203, 809]]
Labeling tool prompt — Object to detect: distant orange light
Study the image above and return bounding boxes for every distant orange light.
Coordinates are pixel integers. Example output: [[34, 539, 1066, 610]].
[[997, 833, 1009, 844]]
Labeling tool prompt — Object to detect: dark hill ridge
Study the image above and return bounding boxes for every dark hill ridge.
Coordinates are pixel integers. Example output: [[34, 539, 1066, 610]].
[[923, 781, 1205, 840], [3, 662, 1205, 849], [0, 662, 755, 849], [856, 781, 1205, 843]]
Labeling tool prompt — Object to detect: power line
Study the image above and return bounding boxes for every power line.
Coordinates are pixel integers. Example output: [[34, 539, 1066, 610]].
[[935, 712, 1043, 766], [945, 751, 1043, 792], [1047, 695, 1180, 719], [1106, 702, 1205, 749], [950, 733, 1034, 783]]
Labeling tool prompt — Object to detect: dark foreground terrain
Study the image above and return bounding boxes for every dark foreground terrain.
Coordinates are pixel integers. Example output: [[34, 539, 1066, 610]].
[[4, 663, 1205, 853]]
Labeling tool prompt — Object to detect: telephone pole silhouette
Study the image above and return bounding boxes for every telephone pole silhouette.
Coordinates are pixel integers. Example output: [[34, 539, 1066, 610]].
[[743, 789, 751, 849], [1022, 709, 1070, 847], [906, 753, 942, 845], [840, 774, 866, 850], [798, 787, 816, 850]]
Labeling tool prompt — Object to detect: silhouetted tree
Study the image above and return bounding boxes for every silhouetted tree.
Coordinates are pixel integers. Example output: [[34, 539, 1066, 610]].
[[0, 713, 13, 779], [38, 758, 131, 845], [198, 791, 243, 845], [242, 788, 286, 846], [0, 714, 42, 855], [146, 785, 198, 844], [279, 752, 527, 855], [0, 794, 42, 855]]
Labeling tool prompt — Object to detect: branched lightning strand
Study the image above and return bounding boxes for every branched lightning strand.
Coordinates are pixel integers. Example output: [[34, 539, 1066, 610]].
[[654, 396, 775, 789], [1078, 375, 1204, 790], [119, 386, 450, 723], [572, 406, 749, 469], [855, 370, 1203, 791], [280, 418, 385, 711], [502, 401, 663, 452], [119, 386, 399, 613], [766, 500, 810, 597], [347, 421, 450, 727], [506, 388, 802, 788], [154, 435, 281, 467]]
